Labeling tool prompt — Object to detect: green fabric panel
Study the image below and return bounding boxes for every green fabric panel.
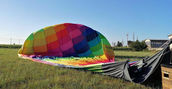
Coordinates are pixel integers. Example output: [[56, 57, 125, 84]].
[[83, 64, 103, 72], [90, 43, 102, 52], [88, 69, 103, 72], [26, 33, 34, 40], [88, 54, 94, 57], [92, 48, 104, 56], [35, 29, 44, 33], [103, 39, 110, 45], [98, 32, 105, 39], [84, 63, 102, 68], [98, 33, 111, 45], [98, 32, 114, 59]]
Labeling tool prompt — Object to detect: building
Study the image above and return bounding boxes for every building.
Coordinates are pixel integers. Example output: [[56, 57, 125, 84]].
[[127, 40, 134, 47], [168, 34, 172, 40], [145, 39, 168, 50]]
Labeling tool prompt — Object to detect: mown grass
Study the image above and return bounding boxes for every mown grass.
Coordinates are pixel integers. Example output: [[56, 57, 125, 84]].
[[0, 48, 153, 89], [114, 50, 156, 61]]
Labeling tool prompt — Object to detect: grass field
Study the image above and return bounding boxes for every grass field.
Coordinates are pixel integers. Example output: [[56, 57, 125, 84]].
[[0, 48, 154, 89], [114, 50, 156, 61]]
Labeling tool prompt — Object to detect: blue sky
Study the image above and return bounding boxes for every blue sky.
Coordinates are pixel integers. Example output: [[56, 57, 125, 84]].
[[0, 0, 172, 45]]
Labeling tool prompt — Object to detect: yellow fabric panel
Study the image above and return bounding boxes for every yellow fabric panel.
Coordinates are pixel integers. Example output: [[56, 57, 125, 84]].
[[23, 40, 33, 47], [34, 39, 47, 46], [33, 30, 45, 39], [18, 48, 22, 54], [99, 54, 107, 59], [46, 34, 58, 44], [44, 26, 56, 36], [54, 24, 65, 32], [103, 45, 114, 59], [20, 39, 34, 54], [22, 47, 34, 55], [34, 45, 47, 53]]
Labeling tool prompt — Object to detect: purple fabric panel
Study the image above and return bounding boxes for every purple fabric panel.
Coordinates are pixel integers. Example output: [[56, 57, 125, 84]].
[[63, 47, 76, 57], [69, 29, 82, 39], [60, 40, 73, 51], [72, 35, 85, 45], [47, 47, 63, 57]]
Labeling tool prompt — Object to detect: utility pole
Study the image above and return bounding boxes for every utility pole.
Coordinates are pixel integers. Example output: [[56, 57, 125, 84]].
[[126, 33, 128, 47], [133, 32, 135, 41], [18, 39, 20, 44], [10, 38, 12, 45], [122, 39, 124, 46]]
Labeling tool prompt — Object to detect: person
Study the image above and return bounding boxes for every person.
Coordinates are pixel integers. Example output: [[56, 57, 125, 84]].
[[169, 34, 172, 64]]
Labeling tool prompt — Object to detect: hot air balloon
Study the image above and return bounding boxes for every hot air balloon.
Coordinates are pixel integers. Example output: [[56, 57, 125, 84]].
[[18, 23, 115, 68], [19, 23, 172, 83]]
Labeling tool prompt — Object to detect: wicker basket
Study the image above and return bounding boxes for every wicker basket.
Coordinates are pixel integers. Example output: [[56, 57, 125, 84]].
[[161, 64, 172, 89]]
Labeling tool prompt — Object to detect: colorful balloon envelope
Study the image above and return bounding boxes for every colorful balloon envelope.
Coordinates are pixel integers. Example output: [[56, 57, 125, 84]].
[[18, 23, 114, 68]]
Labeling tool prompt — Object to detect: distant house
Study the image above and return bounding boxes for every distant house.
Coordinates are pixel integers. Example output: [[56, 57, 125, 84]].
[[145, 39, 168, 50], [127, 40, 134, 47]]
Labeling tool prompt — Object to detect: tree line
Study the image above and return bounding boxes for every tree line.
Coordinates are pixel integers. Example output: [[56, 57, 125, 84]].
[[112, 40, 147, 51]]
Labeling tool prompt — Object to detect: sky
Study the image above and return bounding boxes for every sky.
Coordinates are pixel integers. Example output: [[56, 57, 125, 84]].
[[0, 0, 172, 45]]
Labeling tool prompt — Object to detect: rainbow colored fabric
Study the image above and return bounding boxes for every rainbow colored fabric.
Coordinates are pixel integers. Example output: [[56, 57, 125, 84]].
[[18, 23, 114, 68]]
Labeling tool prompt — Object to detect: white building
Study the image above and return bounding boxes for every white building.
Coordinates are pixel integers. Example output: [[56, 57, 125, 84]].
[[145, 39, 168, 50]]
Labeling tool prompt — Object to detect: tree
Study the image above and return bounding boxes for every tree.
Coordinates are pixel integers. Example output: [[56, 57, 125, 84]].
[[129, 40, 147, 51], [117, 41, 123, 47]]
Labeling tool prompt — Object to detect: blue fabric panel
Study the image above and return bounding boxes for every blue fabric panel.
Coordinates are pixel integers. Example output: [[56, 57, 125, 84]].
[[86, 31, 98, 41], [73, 39, 89, 54], [72, 35, 84, 44], [85, 28, 95, 35], [88, 36, 101, 47], [74, 39, 88, 51], [80, 26, 87, 36], [81, 29, 88, 37], [62, 48, 78, 57], [75, 45, 89, 54], [78, 50, 92, 57], [80, 26, 95, 37]]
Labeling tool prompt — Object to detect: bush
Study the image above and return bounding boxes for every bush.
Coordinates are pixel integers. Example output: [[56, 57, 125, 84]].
[[113, 47, 132, 51], [116, 41, 123, 47], [129, 40, 147, 51], [0, 44, 22, 48]]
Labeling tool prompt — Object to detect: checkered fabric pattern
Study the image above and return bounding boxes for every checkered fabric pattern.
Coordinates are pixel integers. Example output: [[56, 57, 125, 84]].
[[18, 23, 114, 67]]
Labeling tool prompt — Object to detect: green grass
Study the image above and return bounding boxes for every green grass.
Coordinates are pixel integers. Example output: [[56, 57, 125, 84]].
[[0, 48, 153, 89], [114, 50, 156, 61]]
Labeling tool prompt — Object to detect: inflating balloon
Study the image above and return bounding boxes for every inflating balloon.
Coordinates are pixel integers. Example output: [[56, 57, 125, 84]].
[[18, 23, 114, 68], [19, 23, 172, 83]]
